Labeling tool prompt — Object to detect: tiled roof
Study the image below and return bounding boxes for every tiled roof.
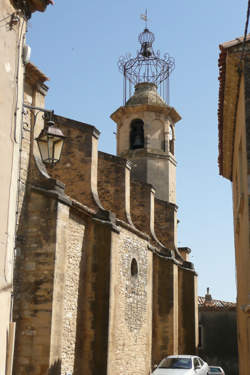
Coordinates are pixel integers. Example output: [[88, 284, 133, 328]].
[[198, 296, 236, 311]]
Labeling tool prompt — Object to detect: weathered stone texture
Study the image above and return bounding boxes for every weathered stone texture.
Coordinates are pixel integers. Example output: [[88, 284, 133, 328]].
[[49, 116, 101, 211], [130, 180, 152, 234], [72, 218, 112, 375], [154, 198, 176, 248], [178, 268, 197, 354], [11, 79, 197, 375], [61, 211, 85, 375], [108, 228, 152, 375], [152, 257, 178, 364], [98, 152, 130, 222], [13, 189, 57, 375], [244, 59, 250, 169]]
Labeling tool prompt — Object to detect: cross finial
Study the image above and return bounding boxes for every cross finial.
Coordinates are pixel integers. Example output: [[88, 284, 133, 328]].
[[140, 9, 148, 28]]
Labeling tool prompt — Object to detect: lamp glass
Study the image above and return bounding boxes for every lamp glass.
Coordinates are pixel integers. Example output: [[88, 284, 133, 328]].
[[36, 129, 65, 165]]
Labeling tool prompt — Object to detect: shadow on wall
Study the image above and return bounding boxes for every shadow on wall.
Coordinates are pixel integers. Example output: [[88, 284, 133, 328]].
[[199, 313, 238, 375], [48, 359, 61, 375]]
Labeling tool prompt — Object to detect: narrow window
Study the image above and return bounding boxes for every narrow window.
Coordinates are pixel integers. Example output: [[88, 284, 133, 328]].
[[169, 125, 174, 155], [130, 119, 144, 150], [130, 258, 138, 278]]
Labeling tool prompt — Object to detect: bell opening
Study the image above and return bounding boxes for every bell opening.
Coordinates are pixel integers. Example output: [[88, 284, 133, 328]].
[[130, 119, 144, 150]]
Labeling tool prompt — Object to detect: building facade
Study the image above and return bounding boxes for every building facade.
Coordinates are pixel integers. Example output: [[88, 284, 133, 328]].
[[0, 1, 51, 373], [218, 35, 250, 375], [1, 6, 198, 374], [12, 66, 198, 374]]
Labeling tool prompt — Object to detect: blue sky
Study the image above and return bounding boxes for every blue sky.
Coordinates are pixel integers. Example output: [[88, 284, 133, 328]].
[[27, 0, 248, 302]]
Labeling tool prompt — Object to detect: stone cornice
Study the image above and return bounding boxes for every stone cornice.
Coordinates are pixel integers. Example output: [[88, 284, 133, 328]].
[[120, 148, 177, 166], [111, 103, 181, 124]]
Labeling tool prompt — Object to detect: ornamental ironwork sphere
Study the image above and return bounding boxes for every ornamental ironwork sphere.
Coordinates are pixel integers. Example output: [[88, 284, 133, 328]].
[[118, 27, 175, 87]]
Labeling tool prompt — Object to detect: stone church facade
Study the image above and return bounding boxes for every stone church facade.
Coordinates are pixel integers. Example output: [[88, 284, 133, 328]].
[[12, 66, 198, 375], [1, 2, 198, 374]]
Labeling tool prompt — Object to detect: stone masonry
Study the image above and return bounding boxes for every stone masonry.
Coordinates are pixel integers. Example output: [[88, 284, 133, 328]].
[[12, 62, 198, 375]]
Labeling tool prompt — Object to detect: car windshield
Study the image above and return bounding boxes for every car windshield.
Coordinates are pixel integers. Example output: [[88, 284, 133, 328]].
[[209, 368, 222, 373], [159, 358, 192, 369]]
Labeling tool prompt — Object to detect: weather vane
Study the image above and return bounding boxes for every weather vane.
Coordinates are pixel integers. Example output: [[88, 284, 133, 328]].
[[140, 9, 148, 28]]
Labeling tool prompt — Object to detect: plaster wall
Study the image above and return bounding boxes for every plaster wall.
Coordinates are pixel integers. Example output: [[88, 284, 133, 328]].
[[0, 2, 26, 373], [108, 228, 152, 375], [232, 72, 250, 375]]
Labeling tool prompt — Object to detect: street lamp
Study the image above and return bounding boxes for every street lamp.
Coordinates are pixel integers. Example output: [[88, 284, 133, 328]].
[[23, 104, 65, 165]]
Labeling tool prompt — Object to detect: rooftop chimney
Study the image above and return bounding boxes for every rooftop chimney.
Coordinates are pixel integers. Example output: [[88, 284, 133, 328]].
[[205, 287, 212, 302]]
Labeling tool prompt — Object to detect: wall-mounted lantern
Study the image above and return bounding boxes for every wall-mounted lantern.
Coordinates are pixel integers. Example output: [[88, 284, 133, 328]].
[[36, 113, 65, 165], [24, 104, 65, 165]]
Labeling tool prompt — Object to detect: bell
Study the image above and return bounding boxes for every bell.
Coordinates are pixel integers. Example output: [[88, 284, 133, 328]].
[[141, 42, 153, 58], [133, 134, 144, 149]]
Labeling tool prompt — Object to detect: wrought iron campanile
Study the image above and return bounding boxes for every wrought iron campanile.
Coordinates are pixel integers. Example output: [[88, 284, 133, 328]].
[[118, 26, 175, 104]]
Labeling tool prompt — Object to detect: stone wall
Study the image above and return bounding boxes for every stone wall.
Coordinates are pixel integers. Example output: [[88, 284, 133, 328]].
[[108, 227, 152, 375], [130, 180, 152, 233], [50, 115, 101, 211], [154, 199, 176, 248], [72, 214, 113, 375], [178, 268, 197, 355], [152, 257, 178, 365], [13, 188, 58, 374], [98, 152, 131, 223], [12, 104, 197, 374], [61, 211, 85, 375]]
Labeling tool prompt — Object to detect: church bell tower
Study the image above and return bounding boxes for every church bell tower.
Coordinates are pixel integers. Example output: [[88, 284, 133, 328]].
[[111, 25, 181, 204]]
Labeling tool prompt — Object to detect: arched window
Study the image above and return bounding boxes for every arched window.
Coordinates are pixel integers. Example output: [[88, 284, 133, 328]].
[[130, 119, 144, 150], [130, 258, 138, 278]]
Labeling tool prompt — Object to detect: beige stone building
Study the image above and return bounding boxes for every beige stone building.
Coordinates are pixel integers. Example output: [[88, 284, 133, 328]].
[[0, 1, 51, 374], [1, 4, 198, 374], [218, 35, 250, 375]]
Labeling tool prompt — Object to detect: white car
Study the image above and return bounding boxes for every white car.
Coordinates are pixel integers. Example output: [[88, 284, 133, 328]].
[[152, 355, 209, 375], [208, 366, 225, 375]]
